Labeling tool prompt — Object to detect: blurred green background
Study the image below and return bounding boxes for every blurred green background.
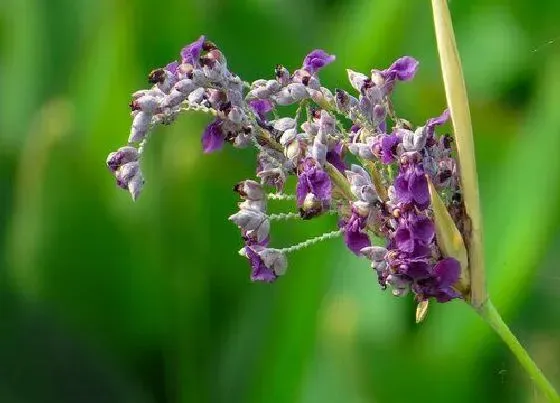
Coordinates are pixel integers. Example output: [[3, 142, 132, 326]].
[[1, 0, 560, 402]]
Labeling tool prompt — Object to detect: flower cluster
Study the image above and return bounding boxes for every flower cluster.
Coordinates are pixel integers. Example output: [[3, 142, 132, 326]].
[[106, 36, 466, 307]]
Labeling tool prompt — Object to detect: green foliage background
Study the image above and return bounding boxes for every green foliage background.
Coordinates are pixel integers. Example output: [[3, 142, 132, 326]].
[[1, 0, 559, 402]]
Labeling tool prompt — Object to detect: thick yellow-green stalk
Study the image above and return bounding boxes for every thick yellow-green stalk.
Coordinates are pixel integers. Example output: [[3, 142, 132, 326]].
[[431, 0, 486, 307]]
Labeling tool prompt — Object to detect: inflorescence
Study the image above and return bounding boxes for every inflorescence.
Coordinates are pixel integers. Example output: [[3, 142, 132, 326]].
[[106, 35, 467, 305]]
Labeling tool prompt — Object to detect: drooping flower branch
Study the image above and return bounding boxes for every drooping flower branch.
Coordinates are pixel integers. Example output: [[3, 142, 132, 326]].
[[106, 35, 467, 309]]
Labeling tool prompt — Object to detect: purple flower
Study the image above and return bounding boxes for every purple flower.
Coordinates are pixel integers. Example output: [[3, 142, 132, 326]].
[[303, 49, 335, 74], [181, 35, 205, 65], [245, 246, 277, 283], [425, 108, 450, 138], [106, 146, 138, 173], [405, 261, 431, 280], [248, 99, 274, 121], [202, 119, 224, 153], [409, 215, 435, 243], [326, 141, 347, 173], [395, 226, 415, 253], [379, 134, 400, 164], [296, 158, 332, 206], [383, 56, 419, 82], [415, 258, 461, 302], [296, 158, 332, 218], [341, 209, 371, 255], [166, 61, 179, 77], [394, 162, 429, 210]]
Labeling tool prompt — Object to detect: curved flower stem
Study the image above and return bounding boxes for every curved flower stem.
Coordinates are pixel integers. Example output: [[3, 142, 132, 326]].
[[477, 299, 560, 402]]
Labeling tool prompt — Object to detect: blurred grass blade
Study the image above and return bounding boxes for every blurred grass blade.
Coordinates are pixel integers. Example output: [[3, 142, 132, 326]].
[[431, 0, 485, 307], [428, 178, 469, 293]]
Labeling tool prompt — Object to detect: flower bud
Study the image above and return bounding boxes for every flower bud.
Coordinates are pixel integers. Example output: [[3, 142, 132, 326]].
[[229, 209, 269, 243], [273, 88, 295, 106], [301, 121, 318, 137], [234, 180, 264, 201], [273, 117, 296, 132], [228, 107, 244, 124], [115, 161, 139, 189], [287, 83, 308, 101], [265, 80, 281, 93], [129, 111, 152, 143], [127, 171, 144, 201], [360, 246, 388, 261], [131, 95, 161, 114], [106, 146, 139, 173], [347, 69, 369, 92], [275, 64, 290, 86], [258, 249, 287, 276], [187, 87, 205, 104]]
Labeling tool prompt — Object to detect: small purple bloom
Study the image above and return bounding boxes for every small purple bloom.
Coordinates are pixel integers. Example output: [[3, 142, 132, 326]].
[[395, 226, 415, 253], [409, 215, 435, 243], [384, 56, 419, 82], [406, 261, 431, 280], [341, 210, 371, 255], [296, 158, 332, 207], [248, 99, 274, 121], [181, 35, 205, 65], [394, 163, 429, 210], [326, 141, 347, 173], [202, 119, 224, 153], [107, 146, 138, 173], [245, 246, 277, 283], [380, 134, 400, 164], [415, 258, 461, 302], [166, 61, 179, 77], [425, 108, 450, 138], [409, 170, 429, 208], [303, 49, 336, 74]]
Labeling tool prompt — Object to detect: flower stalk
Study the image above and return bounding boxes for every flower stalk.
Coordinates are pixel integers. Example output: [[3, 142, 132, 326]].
[[432, 0, 559, 399], [478, 300, 560, 402]]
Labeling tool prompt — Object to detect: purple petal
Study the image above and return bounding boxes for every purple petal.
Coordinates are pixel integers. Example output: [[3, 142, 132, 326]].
[[411, 243, 431, 259], [433, 258, 461, 288], [326, 141, 347, 173], [394, 174, 412, 204], [388, 56, 419, 81], [166, 61, 179, 76], [201, 119, 224, 153], [245, 247, 277, 283], [181, 35, 205, 65], [410, 216, 435, 243], [303, 49, 335, 74], [395, 227, 415, 253], [343, 212, 371, 255], [296, 174, 308, 207], [248, 99, 274, 120], [344, 230, 371, 255], [310, 170, 332, 203], [426, 109, 450, 137], [433, 288, 461, 303], [406, 261, 430, 280], [380, 134, 400, 164], [409, 171, 429, 208]]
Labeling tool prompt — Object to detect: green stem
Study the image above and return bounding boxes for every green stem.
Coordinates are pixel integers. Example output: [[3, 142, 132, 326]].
[[477, 299, 560, 402]]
